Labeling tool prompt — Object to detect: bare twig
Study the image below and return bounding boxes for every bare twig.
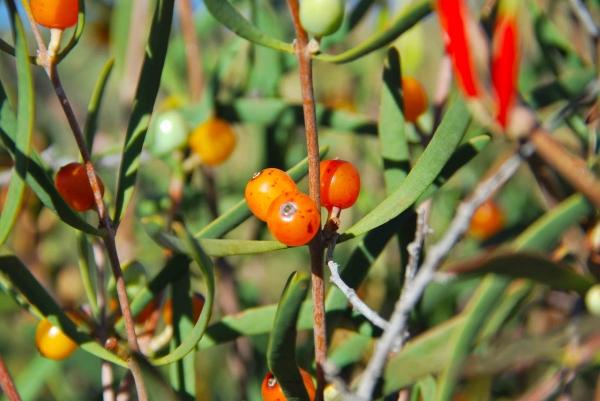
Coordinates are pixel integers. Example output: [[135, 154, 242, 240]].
[[285, 1, 326, 399], [355, 147, 530, 400], [403, 200, 432, 286], [322, 361, 362, 401], [326, 234, 389, 330], [432, 54, 453, 133], [567, 0, 600, 39], [0, 355, 21, 401]]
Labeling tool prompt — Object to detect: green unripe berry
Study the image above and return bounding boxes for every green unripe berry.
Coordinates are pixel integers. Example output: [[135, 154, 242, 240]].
[[300, 0, 345, 38], [148, 110, 189, 157], [586, 284, 600, 315]]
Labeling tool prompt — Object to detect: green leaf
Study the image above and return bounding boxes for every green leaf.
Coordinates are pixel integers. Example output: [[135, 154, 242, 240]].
[[195, 145, 329, 239], [512, 193, 594, 251], [204, 0, 293, 53], [55, 0, 86, 63], [216, 99, 377, 135], [379, 47, 410, 191], [150, 222, 215, 365], [131, 353, 179, 401], [113, 0, 175, 226], [435, 275, 511, 400], [328, 330, 373, 370], [458, 254, 595, 294], [169, 265, 196, 400], [341, 96, 471, 240], [314, 0, 432, 64], [0, 10, 33, 246], [143, 216, 287, 256], [83, 58, 114, 150], [525, 68, 596, 109], [267, 272, 311, 401], [0, 255, 127, 367], [77, 232, 99, 317]]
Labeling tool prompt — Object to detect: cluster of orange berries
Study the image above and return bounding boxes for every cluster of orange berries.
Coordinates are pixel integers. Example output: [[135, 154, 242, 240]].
[[245, 159, 360, 246]]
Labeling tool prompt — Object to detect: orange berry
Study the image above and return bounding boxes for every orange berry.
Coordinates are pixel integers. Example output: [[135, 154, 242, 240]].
[[402, 76, 428, 123], [55, 162, 105, 212], [320, 159, 360, 211], [245, 168, 299, 222], [468, 200, 505, 240], [162, 293, 205, 326], [35, 315, 78, 361], [266, 192, 320, 246], [31, 0, 78, 30], [188, 118, 236, 166], [261, 368, 315, 401]]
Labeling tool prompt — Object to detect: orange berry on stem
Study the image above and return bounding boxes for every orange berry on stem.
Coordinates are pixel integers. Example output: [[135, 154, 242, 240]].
[[35, 315, 78, 361], [188, 118, 236, 166], [245, 168, 299, 222], [261, 368, 316, 401], [55, 162, 105, 212], [401, 76, 429, 123], [266, 192, 320, 247], [468, 200, 505, 240], [31, 0, 79, 30], [320, 159, 360, 212], [162, 293, 205, 326]]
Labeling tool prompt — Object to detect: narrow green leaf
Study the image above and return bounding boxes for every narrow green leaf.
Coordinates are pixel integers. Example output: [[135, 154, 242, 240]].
[[0, 255, 126, 367], [314, 0, 432, 64], [83, 58, 114, 150], [169, 267, 195, 400], [328, 330, 373, 370], [5, 356, 55, 401], [195, 145, 329, 239], [512, 193, 594, 251], [131, 353, 179, 401], [341, 96, 471, 240], [216, 99, 377, 135], [435, 275, 511, 400], [143, 216, 286, 256], [113, 0, 175, 226], [55, 0, 86, 63], [76, 232, 99, 317], [525, 68, 596, 109], [204, 0, 293, 53], [0, 10, 33, 245], [150, 222, 215, 365], [459, 254, 595, 294], [379, 47, 410, 191], [267, 272, 311, 401]]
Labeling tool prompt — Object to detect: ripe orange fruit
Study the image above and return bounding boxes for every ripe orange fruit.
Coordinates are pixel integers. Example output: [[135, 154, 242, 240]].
[[468, 200, 505, 240], [266, 192, 320, 246], [188, 118, 236, 166], [402, 76, 428, 123], [245, 168, 299, 222], [35, 316, 78, 361], [162, 293, 205, 326], [31, 0, 79, 30], [261, 368, 315, 401], [55, 162, 105, 212], [320, 159, 360, 211]]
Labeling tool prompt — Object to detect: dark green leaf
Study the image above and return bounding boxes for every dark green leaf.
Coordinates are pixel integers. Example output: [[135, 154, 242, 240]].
[[267, 272, 311, 401]]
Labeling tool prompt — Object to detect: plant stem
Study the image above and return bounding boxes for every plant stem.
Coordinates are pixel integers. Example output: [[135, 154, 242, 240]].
[[176, 0, 204, 102], [0, 355, 21, 401], [285, 1, 326, 399], [20, 4, 147, 398]]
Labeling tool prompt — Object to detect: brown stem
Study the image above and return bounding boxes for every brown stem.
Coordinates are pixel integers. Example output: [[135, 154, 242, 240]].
[[0, 355, 21, 401], [176, 0, 204, 102], [285, 1, 326, 399], [529, 127, 600, 209]]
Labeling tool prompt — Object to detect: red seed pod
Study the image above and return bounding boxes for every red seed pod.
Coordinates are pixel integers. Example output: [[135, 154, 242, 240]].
[[436, 0, 480, 98], [492, 0, 520, 128]]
